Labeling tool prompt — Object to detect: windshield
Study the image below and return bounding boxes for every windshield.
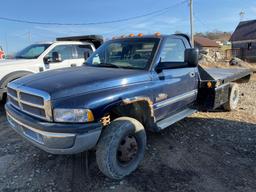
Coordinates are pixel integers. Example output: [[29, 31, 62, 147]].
[[15, 44, 51, 59], [86, 38, 159, 70]]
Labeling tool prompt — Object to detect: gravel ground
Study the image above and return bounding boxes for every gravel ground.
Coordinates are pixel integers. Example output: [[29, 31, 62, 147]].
[[0, 75, 255, 192]]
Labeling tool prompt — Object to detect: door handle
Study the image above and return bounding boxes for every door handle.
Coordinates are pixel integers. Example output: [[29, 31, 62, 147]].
[[189, 72, 195, 78], [71, 64, 77, 67]]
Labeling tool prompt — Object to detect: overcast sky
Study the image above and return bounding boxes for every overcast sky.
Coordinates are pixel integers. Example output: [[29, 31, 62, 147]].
[[0, 0, 255, 53]]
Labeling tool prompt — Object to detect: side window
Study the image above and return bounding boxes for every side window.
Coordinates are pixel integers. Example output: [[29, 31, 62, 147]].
[[75, 45, 93, 59], [160, 38, 185, 62], [46, 45, 73, 62]]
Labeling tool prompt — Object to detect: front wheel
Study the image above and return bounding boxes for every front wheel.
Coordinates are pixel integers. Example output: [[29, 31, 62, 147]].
[[96, 117, 146, 180], [223, 83, 240, 111]]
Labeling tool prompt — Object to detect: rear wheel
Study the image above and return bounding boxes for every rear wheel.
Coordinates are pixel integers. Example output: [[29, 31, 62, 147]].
[[96, 117, 146, 180], [223, 83, 239, 111]]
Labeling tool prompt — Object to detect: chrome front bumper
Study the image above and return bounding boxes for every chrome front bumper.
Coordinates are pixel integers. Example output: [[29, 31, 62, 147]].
[[5, 103, 102, 154]]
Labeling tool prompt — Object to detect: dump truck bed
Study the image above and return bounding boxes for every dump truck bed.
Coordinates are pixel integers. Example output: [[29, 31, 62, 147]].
[[56, 35, 104, 48]]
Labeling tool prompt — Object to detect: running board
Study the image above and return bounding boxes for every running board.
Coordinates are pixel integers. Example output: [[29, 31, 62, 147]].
[[156, 108, 197, 130]]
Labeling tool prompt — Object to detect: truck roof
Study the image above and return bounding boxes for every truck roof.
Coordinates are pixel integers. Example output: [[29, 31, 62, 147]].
[[112, 33, 190, 39], [33, 41, 94, 46], [111, 33, 191, 44]]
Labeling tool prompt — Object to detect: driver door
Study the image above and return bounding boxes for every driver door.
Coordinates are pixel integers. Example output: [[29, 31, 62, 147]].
[[44, 45, 74, 70], [153, 37, 198, 121]]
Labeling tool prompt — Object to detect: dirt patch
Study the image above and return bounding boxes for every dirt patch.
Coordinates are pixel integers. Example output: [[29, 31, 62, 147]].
[[0, 76, 255, 192]]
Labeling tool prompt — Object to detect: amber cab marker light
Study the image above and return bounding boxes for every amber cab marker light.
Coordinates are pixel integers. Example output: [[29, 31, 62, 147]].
[[138, 33, 143, 37], [207, 81, 212, 88], [129, 34, 135, 37], [155, 32, 161, 36]]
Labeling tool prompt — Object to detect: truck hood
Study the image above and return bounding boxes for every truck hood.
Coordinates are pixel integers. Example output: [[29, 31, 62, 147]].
[[0, 59, 37, 66], [13, 66, 151, 99]]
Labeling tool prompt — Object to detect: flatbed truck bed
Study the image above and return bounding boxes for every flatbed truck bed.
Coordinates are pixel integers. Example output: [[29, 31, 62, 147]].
[[197, 66, 252, 110], [204, 67, 252, 84]]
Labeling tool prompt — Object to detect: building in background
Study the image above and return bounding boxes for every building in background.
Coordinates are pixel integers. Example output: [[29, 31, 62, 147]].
[[230, 19, 256, 62], [194, 36, 220, 50], [194, 36, 222, 62]]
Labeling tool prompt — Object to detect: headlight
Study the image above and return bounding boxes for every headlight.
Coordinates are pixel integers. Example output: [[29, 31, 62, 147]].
[[53, 109, 94, 123]]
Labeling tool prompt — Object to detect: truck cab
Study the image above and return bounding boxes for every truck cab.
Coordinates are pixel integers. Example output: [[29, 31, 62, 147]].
[[5, 33, 252, 180], [0, 35, 103, 102]]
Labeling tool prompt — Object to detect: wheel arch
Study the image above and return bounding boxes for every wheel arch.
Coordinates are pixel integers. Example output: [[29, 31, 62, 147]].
[[100, 96, 157, 131], [0, 71, 34, 89]]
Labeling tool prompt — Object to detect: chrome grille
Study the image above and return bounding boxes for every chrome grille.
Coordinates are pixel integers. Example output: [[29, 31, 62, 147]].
[[7, 83, 52, 121], [20, 92, 44, 105]]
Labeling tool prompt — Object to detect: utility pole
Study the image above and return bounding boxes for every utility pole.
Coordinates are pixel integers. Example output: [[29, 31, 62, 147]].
[[189, 0, 194, 47], [5, 34, 8, 55]]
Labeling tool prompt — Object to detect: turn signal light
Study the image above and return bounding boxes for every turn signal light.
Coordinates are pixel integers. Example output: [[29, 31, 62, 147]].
[[129, 34, 135, 37], [138, 33, 143, 37], [87, 110, 95, 122]]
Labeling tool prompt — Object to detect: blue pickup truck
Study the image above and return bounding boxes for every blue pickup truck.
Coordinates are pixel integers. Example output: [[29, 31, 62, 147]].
[[5, 33, 252, 179]]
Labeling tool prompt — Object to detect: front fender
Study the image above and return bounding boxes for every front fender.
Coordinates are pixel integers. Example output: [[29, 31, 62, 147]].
[[52, 82, 156, 121]]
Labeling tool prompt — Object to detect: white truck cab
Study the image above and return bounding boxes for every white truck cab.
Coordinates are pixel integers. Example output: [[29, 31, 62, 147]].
[[0, 35, 103, 101]]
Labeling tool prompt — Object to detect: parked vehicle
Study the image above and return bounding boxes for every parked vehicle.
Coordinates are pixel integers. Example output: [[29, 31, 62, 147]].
[[5, 33, 252, 180], [0, 46, 5, 59], [0, 35, 103, 102]]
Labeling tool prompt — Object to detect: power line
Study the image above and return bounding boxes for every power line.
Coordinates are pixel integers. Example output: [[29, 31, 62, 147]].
[[102, 8, 177, 36], [194, 15, 207, 27], [0, 0, 187, 26]]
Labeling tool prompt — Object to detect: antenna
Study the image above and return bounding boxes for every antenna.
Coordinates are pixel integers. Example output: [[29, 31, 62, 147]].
[[239, 11, 245, 21]]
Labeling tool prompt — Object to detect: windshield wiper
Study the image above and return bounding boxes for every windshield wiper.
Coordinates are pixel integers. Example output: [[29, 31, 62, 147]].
[[96, 63, 120, 68], [15, 56, 26, 59], [15, 56, 35, 59], [86, 63, 139, 69], [118, 66, 139, 70]]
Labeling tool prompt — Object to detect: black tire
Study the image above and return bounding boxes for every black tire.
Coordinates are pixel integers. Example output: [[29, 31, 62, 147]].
[[223, 83, 240, 111], [96, 117, 146, 180], [1, 93, 7, 105]]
